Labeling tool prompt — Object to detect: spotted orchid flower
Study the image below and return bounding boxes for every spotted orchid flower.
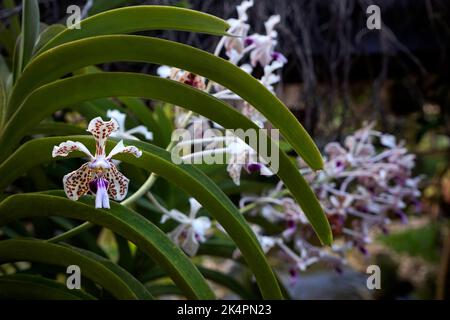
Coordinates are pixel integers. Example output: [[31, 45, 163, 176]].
[[107, 109, 153, 141], [52, 117, 142, 209], [161, 198, 212, 257]]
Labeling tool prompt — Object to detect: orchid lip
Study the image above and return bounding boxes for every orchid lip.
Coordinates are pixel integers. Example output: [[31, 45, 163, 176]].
[[89, 178, 109, 195], [244, 37, 254, 46], [246, 163, 261, 173]]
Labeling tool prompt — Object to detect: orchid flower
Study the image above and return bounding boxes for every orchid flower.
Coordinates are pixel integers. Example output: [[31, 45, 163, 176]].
[[52, 117, 142, 209], [225, 137, 273, 186], [107, 109, 153, 141], [248, 15, 285, 67], [224, 0, 253, 57], [157, 66, 206, 90], [161, 198, 212, 257]]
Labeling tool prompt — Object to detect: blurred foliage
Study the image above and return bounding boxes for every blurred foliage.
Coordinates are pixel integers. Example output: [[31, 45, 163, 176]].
[[379, 222, 441, 263]]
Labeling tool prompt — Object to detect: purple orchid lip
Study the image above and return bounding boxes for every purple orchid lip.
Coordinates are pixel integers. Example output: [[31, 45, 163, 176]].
[[89, 178, 109, 195], [90, 177, 110, 209], [244, 37, 254, 46], [287, 219, 296, 229], [246, 163, 262, 173], [271, 51, 281, 60], [271, 51, 287, 63]]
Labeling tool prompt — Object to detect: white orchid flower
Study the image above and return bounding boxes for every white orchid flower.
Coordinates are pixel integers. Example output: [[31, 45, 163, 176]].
[[161, 198, 212, 257], [107, 109, 153, 141]]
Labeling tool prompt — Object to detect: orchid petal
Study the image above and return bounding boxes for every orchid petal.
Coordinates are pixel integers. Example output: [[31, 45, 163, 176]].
[[63, 163, 93, 201], [87, 117, 119, 156], [106, 109, 127, 131], [52, 140, 93, 159], [188, 198, 202, 218], [105, 162, 130, 201], [181, 228, 200, 257], [107, 140, 142, 160], [260, 164, 274, 176], [236, 0, 253, 21], [191, 217, 212, 240], [165, 209, 191, 224], [168, 224, 187, 247], [227, 162, 243, 186], [157, 65, 172, 78], [125, 125, 153, 140]]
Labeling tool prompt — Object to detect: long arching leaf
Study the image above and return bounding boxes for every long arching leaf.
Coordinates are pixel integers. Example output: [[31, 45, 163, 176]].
[[38, 6, 230, 53], [7, 35, 323, 170], [0, 274, 96, 300], [1, 73, 332, 245], [0, 239, 152, 300]]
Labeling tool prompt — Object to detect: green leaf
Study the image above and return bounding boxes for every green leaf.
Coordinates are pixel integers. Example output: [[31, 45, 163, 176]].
[[0, 136, 284, 299], [117, 97, 163, 146], [38, 6, 229, 53], [0, 239, 152, 299], [31, 122, 87, 136], [198, 238, 237, 259], [1, 72, 332, 245], [0, 54, 10, 84], [197, 266, 255, 300], [9, 35, 323, 170], [34, 24, 66, 53], [89, 0, 134, 16], [0, 194, 213, 299], [18, 0, 40, 72], [146, 284, 182, 297], [0, 79, 5, 125], [0, 274, 96, 300], [11, 35, 21, 83], [143, 265, 255, 299]]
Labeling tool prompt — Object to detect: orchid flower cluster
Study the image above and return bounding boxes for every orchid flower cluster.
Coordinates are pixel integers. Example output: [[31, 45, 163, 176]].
[[157, 0, 286, 186], [237, 122, 422, 280]]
